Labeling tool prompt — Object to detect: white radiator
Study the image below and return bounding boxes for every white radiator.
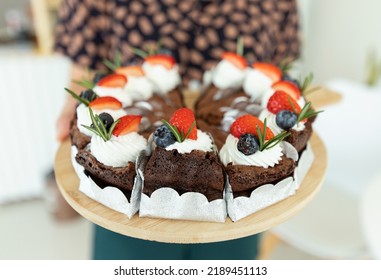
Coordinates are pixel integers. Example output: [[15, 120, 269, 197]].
[[0, 53, 71, 203]]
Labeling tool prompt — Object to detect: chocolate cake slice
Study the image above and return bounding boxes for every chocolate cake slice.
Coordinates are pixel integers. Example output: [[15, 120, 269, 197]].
[[195, 85, 246, 126], [70, 117, 91, 150], [226, 156, 296, 198], [143, 147, 225, 202], [75, 149, 136, 200], [286, 121, 313, 153]]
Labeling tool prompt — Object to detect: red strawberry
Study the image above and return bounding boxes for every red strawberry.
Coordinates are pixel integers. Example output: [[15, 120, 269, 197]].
[[267, 90, 301, 114], [115, 65, 145, 77], [144, 54, 176, 69], [272, 80, 301, 100], [169, 108, 198, 140], [97, 74, 127, 87], [230, 115, 274, 140], [221, 52, 248, 69], [112, 115, 142, 136], [253, 62, 282, 82], [89, 96, 122, 110]]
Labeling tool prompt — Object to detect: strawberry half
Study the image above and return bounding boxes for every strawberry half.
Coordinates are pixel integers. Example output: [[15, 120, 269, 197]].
[[221, 52, 248, 69], [97, 74, 127, 87], [169, 107, 198, 140], [272, 80, 301, 100], [112, 115, 142, 136], [89, 96, 122, 110], [144, 54, 176, 69], [230, 115, 274, 140], [267, 90, 301, 114], [253, 62, 282, 82], [115, 65, 145, 77]]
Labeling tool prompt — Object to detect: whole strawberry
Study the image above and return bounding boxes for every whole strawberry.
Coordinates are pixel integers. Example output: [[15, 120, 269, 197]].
[[230, 115, 274, 140], [169, 108, 198, 140], [267, 90, 301, 115]]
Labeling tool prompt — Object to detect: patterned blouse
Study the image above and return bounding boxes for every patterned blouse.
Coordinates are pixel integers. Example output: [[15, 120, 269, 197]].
[[54, 0, 300, 84]]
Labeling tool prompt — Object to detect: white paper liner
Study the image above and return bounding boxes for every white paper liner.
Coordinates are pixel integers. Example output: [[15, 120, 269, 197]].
[[226, 141, 315, 222], [137, 136, 227, 223], [70, 146, 142, 219]]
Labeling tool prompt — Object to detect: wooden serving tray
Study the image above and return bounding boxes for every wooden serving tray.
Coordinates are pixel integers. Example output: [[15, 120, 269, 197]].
[[54, 133, 327, 244]]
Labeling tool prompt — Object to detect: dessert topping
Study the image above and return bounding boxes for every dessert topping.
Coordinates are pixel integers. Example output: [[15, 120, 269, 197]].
[[237, 134, 259, 155], [267, 90, 301, 114], [167, 107, 198, 141], [82, 108, 120, 141], [231, 116, 290, 155], [296, 101, 322, 123], [230, 114, 274, 140], [144, 54, 176, 70], [272, 80, 301, 101], [82, 108, 142, 141], [275, 110, 298, 130], [153, 125, 177, 148], [97, 74, 127, 88], [221, 52, 248, 69], [89, 96, 123, 110], [115, 65, 145, 77], [79, 89, 98, 103], [112, 115, 142, 137], [92, 72, 108, 84], [253, 62, 282, 83], [97, 112, 114, 131]]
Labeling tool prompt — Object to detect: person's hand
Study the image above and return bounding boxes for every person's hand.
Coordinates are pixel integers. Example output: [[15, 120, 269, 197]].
[[56, 97, 77, 141]]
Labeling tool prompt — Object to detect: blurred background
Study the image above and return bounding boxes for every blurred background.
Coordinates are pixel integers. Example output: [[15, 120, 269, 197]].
[[0, 0, 380, 260]]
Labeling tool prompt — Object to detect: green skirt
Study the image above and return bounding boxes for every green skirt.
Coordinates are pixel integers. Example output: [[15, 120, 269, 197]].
[[93, 224, 260, 260]]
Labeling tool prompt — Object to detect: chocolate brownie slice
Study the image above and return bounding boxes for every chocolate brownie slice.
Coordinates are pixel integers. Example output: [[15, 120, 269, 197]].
[[143, 147, 225, 202], [226, 156, 296, 198], [286, 121, 313, 153], [75, 149, 136, 200], [70, 117, 91, 150]]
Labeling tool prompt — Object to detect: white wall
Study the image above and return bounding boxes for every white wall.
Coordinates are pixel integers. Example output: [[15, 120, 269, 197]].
[[299, 0, 381, 84]]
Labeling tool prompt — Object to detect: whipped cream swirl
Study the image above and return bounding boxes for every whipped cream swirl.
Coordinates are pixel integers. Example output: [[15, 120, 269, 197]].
[[243, 68, 273, 101], [93, 86, 132, 106], [76, 104, 127, 137], [211, 60, 247, 89], [219, 134, 283, 168], [142, 63, 181, 95], [259, 109, 306, 135], [165, 130, 213, 154], [90, 132, 147, 167], [124, 76, 154, 101]]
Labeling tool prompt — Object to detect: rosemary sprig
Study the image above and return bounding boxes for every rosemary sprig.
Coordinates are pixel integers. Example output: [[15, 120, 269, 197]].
[[279, 58, 294, 74], [299, 72, 314, 94], [297, 102, 323, 123], [162, 119, 196, 143], [130, 47, 149, 58], [236, 36, 244, 56], [64, 88, 89, 106], [72, 79, 95, 89], [256, 118, 290, 151], [71, 67, 95, 89], [103, 50, 123, 71], [81, 108, 120, 142]]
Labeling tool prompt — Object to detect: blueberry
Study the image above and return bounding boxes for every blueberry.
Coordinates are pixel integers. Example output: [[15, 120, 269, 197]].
[[283, 74, 300, 88], [157, 48, 174, 56], [93, 72, 108, 84], [154, 125, 176, 148], [98, 113, 114, 130], [275, 110, 298, 130], [80, 89, 97, 102], [237, 134, 259, 155]]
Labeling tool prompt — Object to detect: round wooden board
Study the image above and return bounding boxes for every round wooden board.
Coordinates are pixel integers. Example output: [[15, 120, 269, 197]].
[[54, 133, 326, 244]]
